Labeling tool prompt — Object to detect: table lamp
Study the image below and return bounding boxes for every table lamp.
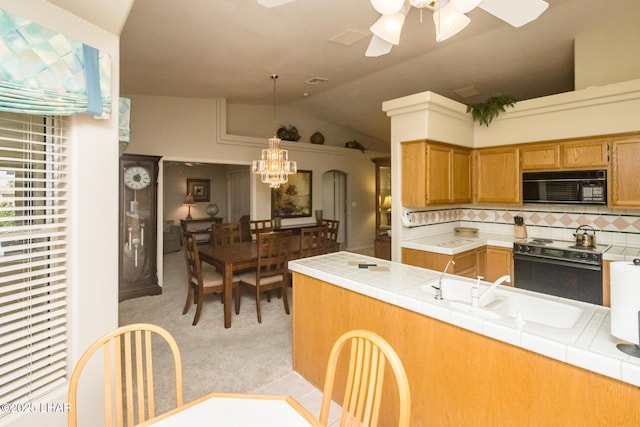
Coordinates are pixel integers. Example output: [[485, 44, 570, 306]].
[[183, 193, 196, 220]]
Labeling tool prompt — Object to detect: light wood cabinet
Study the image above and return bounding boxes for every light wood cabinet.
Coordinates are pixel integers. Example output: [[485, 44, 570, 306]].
[[401, 140, 471, 208], [520, 143, 560, 171], [520, 138, 609, 171], [610, 135, 640, 208], [473, 146, 521, 204], [402, 247, 481, 279], [485, 246, 514, 284], [452, 147, 472, 202], [561, 138, 608, 169]]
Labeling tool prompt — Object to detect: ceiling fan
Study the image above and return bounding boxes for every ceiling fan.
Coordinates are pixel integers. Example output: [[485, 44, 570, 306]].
[[367, 0, 549, 56], [257, 0, 549, 57]]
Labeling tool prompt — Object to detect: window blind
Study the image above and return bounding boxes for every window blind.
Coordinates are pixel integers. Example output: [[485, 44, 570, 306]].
[[0, 112, 68, 412]]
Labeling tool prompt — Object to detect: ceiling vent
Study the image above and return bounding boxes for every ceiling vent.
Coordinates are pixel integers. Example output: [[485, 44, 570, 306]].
[[453, 85, 480, 98], [304, 77, 329, 86], [329, 29, 370, 46]]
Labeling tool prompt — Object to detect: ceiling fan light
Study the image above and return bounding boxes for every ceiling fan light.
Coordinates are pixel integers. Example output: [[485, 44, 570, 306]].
[[433, 2, 470, 42], [451, 0, 482, 13], [408, 0, 437, 8], [370, 13, 406, 45], [370, 0, 404, 15]]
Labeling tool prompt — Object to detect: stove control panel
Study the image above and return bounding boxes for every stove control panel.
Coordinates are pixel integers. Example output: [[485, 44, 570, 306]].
[[513, 243, 602, 266]]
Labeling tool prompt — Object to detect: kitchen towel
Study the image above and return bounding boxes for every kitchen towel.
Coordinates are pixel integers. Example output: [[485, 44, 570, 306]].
[[610, 261, 640, 345]]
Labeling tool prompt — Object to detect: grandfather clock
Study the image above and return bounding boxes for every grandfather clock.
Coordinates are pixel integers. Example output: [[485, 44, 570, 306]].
[[118, 154, 162, 302]]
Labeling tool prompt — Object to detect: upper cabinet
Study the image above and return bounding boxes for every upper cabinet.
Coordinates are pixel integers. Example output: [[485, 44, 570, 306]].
[[561, 138, 609, 169], [521, 138, 609, 171], [610, 135, 640, 208], [520, 143, 560, 171], [473, 146, 521, 204], [401, 140, 471, 208]]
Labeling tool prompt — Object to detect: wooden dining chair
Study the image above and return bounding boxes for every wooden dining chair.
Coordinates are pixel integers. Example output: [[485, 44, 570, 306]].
[[68, 323, 183, 427], [249, 219, 273, 241], [236, 230, 292, 323], [321, 219, 340, 252], [319, 329, 411, 427], [299, 225, 328, 258], [182, 231, 239, 325], [210, 222, 241, 246]]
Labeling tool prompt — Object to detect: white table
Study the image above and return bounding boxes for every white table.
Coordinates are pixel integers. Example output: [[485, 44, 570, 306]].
[[138, 393, 322, 427]]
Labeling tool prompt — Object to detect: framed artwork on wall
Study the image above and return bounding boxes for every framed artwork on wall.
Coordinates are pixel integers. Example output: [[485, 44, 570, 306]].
[[271, 170, 312, 218], [187, 178, 210, 202]]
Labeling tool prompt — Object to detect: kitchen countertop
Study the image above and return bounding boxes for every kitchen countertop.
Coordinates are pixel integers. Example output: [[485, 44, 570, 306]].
[[401, 232, 518, 255], [289, 251, 640, 388], [401, 231, 639, 261]]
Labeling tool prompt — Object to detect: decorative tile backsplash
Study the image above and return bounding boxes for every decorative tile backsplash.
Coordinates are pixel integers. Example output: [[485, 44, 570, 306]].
[[402, 205, 640, 246]]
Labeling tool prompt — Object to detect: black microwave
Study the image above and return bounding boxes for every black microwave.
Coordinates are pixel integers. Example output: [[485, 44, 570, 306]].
[[522, 170, 607, 205]]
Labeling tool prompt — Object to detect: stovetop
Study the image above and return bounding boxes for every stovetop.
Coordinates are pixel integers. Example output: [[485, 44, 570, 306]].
[[516, 238, 610, 254]]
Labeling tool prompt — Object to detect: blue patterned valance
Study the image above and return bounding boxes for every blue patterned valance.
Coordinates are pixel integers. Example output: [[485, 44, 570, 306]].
[[0, 9, 111, 117]]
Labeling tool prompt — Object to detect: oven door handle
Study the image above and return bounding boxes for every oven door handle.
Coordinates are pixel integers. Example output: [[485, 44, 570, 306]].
[[513, 254, 601, 271]]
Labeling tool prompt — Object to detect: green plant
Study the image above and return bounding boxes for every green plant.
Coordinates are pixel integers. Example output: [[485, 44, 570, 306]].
[[467, 95, 516, 126]]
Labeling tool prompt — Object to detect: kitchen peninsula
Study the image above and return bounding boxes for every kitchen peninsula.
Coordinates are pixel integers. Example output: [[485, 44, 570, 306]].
[[289, 251, 640, 426]]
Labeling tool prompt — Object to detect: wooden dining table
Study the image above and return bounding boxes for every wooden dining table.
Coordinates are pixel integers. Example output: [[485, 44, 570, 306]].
[[198, 237, 301, 328], [136, 393, 322, 426]]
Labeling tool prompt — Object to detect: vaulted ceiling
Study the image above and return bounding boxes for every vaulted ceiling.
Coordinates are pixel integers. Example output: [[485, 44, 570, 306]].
[[116, 0, 639, 143]]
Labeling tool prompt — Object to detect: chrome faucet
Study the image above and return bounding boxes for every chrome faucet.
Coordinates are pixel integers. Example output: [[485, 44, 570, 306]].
[[433, 260, 455, 300], [474, 274, 511, 307]]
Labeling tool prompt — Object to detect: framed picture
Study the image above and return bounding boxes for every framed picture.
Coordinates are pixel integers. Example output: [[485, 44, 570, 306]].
[[187, 178, 210, 202], [271, 170, 312, 218]]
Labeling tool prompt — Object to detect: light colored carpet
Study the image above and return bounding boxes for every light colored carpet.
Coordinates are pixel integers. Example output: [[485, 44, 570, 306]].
[[118, 250, 294, 413]]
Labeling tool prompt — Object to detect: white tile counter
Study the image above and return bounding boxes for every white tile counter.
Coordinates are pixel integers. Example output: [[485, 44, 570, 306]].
[[401, 232, 519, 255], [604, 244, 640, 261], [289, 251, 640, 388]]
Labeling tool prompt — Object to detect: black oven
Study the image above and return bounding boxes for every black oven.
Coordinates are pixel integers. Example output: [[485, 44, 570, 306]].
[[513, 239, 606, 305]]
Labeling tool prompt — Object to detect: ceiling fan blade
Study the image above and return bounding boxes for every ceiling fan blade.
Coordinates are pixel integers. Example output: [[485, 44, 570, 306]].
[[479, 0, 549, 27], [365, 35, 394, 57], [257, 0, 296, 8]]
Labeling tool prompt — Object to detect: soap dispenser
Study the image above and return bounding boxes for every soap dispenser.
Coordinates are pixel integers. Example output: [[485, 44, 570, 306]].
[[471, 276, 483, 307]]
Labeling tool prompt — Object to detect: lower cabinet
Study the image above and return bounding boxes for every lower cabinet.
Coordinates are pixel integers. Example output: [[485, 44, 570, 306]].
[[485, 246, 514, 284], [402, 247, 482, 279], [402, 245, 511, 283]]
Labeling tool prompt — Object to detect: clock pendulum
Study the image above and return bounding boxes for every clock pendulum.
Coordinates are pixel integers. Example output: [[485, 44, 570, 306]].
[[123, 165, 151, 268]]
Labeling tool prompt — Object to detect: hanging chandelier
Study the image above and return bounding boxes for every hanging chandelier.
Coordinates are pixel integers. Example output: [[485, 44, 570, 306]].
[[251, 74, 297, 188]]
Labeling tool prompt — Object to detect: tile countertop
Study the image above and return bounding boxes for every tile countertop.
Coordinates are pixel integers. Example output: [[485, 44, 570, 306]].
[[289, 251, 640, 388], [401, 231, 640, 261], [401, 232, 520, 255]]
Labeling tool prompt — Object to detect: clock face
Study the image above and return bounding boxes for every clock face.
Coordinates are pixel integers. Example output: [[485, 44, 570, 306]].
[[124, 166, 151, 190]]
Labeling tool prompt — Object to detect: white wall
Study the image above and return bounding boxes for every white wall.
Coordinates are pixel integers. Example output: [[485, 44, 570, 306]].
[[575, 21, 640, 91], [125, 96, 385, 252], [0, 1, 121, 427]]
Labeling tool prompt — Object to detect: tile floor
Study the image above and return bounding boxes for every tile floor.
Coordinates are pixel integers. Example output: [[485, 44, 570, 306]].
[[250, 371, 342, 426]]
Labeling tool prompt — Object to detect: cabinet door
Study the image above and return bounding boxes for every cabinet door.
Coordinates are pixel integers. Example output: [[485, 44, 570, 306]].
[[610, 136, 640, 207], [401, 141, 427, 208], [426, 144, 452, 204], [561, 139, 609, 169], [520, 143, 560, 171], [452, 148, 472, 203], [474, 147, 521, 204], [485, 246, 513, 284]]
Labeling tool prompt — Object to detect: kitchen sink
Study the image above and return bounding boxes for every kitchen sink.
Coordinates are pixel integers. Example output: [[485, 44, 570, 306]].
[[422, 277, 586, 329]]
